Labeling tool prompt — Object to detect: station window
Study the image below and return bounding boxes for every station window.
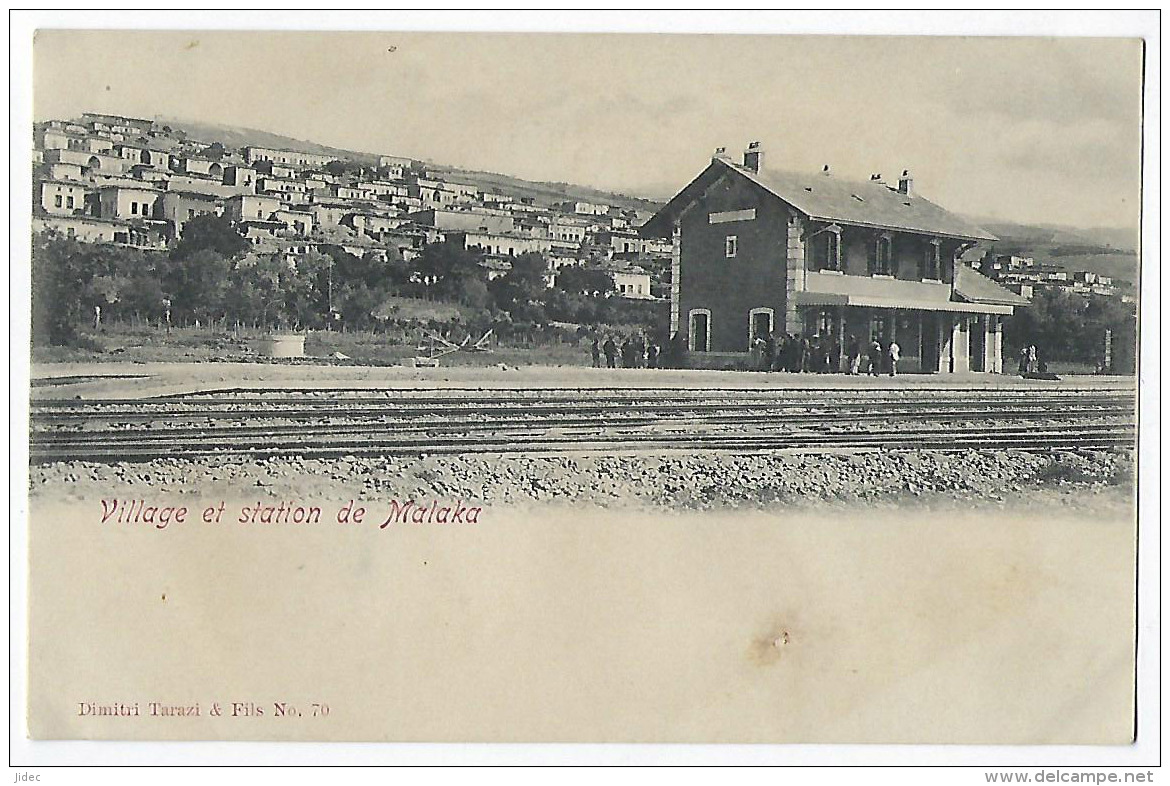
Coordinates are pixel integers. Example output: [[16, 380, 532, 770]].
[[924, 240, 941, 279], [810, 229, 841, 271], [725, 235, 738, 258], [54, 195, 62, 208], [872, 235, 893, 276]]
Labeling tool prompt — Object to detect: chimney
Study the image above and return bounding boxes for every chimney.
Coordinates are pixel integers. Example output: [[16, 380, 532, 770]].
[[743, 141, 763, 172], [713, 146, 729, 162], [822, 164, 831, 176], [898, 169, 914, 196]]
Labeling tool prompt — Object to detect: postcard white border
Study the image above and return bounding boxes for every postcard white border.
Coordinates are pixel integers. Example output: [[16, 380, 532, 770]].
[[7, 8, 1161, 777]]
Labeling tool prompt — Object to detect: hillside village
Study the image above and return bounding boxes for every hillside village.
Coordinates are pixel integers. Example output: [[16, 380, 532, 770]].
[[970, 252, 1133, 303], [30, 111, 1138, 376], [33, 111, 672, 302]]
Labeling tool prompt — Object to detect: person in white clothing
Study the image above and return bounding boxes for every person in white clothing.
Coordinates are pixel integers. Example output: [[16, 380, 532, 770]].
[[887, 340, 901, 377]]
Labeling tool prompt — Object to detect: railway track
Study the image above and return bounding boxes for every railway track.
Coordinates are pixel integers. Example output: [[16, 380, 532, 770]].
[[29, 388, 1137, 463]]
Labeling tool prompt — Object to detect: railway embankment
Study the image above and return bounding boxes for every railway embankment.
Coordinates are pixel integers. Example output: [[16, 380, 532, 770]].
[[30, 446, 1134, 513]]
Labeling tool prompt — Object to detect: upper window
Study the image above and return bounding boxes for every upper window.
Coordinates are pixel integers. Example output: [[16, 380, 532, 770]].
[[874, 235, 893, 276], [725, 235, 738, 258], [810, 229, 841, 271], [924, 240, 941, 280]]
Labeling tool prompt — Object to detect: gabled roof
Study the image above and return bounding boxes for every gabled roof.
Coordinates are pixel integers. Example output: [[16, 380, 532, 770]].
[[954, 265, 1031, 306], [642, 157, 996, 242]]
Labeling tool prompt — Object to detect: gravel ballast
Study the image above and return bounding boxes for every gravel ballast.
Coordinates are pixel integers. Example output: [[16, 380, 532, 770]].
[[29, 448, 1135, 512]]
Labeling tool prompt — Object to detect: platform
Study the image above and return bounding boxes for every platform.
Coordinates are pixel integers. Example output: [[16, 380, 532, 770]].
[[26, 360, 1138, 402]]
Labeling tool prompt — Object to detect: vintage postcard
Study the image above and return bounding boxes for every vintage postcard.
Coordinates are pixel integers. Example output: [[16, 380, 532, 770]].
[[16, 21, 1150, 757]]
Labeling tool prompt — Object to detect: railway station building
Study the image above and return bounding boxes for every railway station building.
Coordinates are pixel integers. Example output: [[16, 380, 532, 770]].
[[640, 144, 1029, 373]]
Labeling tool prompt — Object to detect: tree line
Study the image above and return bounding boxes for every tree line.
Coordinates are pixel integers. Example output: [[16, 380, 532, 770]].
[[1002, 287, 1137, 372], [31, 214, 666, 346], [36, 213, 1127, 370]]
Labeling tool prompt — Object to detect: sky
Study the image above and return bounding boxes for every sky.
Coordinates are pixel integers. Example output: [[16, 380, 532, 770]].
[[33, 30, 1144, 230]]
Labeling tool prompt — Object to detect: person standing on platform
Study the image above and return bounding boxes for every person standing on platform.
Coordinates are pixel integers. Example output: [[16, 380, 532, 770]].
[[869, 337, 883, 376], [848, 336, 862, 375], [602, 336, 617, 369], [887, 340, 901, 377], [633, 334, 646, 369]]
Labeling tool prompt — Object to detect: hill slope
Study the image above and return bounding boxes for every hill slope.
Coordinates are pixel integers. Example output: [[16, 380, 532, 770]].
[[968, 219, 1140, 288], [156, 117, 382, 165], [157, 116, 661, 213], [426, 164, 662, 213], [977, 220, 1139, 254]]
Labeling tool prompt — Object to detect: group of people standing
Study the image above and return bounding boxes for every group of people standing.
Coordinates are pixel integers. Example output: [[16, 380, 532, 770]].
[[587, 331, 905, 375], [751, 333, 901, 376], [1017, 344, 1046, 375], [752, 333, 837, 374], [592, 334, 670, 369]]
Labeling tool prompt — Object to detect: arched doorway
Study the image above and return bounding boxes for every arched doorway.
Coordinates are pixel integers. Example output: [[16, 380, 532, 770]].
[[688, 308, 711, 353], [748, 307, 774, 347]]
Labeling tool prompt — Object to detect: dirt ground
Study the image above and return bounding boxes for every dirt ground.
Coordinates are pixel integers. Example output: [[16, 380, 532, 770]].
[[28, 359, 1137, 401]]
